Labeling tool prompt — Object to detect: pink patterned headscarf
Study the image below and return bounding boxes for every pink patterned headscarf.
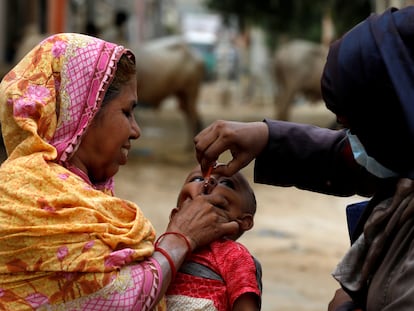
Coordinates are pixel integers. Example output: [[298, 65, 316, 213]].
[[0, 34, 160, 311], [0, 33, 133, 190]]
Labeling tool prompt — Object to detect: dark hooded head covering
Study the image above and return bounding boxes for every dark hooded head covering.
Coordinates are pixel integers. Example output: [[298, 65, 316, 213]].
[[321, 6, 414, 178]]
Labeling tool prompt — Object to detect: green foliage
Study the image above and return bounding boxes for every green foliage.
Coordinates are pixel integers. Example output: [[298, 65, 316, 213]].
[[205, 0, 372, 49], [332, 0, 373, 36]]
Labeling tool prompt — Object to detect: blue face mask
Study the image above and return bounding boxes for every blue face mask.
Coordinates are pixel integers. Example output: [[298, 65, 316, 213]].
[[346, 130, 397, 178]]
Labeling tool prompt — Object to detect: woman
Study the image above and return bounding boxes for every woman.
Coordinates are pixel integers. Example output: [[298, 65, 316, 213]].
[[194, 6, 414, 311], [0, 33, 238, 310]]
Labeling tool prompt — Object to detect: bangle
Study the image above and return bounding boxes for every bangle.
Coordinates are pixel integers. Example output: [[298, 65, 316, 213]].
[[155, 232, 192, 256], [155, 246, 177, 280]]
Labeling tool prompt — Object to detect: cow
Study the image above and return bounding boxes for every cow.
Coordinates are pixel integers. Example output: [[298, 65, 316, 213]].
[[272, 39, 328, 121], [131, 37, 205, 149]]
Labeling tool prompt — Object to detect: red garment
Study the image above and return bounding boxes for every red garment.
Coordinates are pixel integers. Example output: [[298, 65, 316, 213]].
[[166, 239, 261, 311]]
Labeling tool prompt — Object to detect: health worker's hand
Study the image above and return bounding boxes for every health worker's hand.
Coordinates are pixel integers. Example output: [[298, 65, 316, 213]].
[[194, 120, 269, 177]]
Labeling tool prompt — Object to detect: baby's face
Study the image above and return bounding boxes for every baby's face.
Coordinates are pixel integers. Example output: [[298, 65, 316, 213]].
[[176, 166, 254, 224]]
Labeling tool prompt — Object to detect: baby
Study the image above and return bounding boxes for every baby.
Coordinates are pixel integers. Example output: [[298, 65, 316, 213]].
[[166, 165, 262, 311]]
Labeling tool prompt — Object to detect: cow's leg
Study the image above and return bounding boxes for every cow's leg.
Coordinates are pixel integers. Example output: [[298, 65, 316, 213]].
[[275, 87, 295, 121], [274, 64, 296, 121], [177, 89, 203, 150]]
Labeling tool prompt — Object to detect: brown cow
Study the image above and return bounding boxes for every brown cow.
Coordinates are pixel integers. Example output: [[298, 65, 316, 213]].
[[273, 39, 328, 121], [132, 37, 205, 148]]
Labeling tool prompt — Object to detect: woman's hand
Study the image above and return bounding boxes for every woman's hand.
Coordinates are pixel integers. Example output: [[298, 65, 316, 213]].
[[166, 193, 239, 250], [194, 120, 269, 177], [152, 193, 239, 295]]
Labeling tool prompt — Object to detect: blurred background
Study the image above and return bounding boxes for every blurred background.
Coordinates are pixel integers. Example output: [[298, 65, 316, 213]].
[[1, 0, 413, 114], [1, 1, 414, 310], [2, 0, 414, 153], [2, 0, 413, 91]]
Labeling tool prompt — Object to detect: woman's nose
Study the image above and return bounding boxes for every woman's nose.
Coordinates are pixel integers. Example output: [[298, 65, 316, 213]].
[[203, 176, 218, 194], [130, 117, 141, 140]]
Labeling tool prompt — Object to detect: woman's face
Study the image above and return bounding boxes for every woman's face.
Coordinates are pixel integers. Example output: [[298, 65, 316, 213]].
[[71, 77, 140, 183]]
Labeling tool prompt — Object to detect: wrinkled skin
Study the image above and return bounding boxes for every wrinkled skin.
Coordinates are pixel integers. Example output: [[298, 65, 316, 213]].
[[70, 78, 141, 184]]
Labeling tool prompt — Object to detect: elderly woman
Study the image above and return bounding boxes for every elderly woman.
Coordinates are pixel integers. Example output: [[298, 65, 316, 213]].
[[0, 33, 237, 310], [194, 6, 414, 311]]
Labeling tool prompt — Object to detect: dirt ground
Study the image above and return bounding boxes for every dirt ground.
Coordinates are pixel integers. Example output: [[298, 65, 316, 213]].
[[114, 82, 363, 311]]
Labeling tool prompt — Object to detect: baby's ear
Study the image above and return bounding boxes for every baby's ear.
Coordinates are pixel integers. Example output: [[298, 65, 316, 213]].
[[170, 207, 179, 220], [239, 214, 254, 232]]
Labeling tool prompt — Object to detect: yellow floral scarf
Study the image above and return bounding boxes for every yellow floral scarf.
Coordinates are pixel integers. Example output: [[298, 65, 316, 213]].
[[0, 33, 157, 310]]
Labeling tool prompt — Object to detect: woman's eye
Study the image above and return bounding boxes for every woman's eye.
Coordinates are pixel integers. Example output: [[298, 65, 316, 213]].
[[219, 179, 235, 189]]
